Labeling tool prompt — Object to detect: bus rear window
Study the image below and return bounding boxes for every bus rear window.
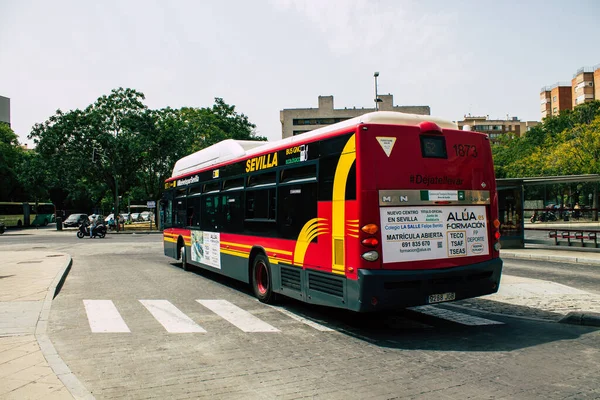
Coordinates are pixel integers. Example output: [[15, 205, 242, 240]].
[[420, 136, 447, 159]]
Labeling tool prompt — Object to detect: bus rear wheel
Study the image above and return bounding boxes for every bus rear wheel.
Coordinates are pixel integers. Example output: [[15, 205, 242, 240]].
[[252, 254, 278, 304]]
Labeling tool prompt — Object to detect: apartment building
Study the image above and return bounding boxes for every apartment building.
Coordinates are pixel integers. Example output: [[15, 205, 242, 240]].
[[572, 66, 598, 107], [540, 83, 573, 119], [280, 95, 430, 139], [0, 95, 10, 126], [457, 115, 539, 141], [540, 63, 600, 119]]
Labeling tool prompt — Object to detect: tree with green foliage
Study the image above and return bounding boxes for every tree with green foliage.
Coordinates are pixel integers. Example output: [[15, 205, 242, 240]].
[[0, 123, 26, 200], [492, 100, 600, 178], [135, 98, 267, 206], [29, 88, 149, 213], [27, 89, 266, 215]]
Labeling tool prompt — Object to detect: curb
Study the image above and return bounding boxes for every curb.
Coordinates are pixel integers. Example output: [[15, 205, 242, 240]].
[[35, 254, 95, 400], [500, 252, 600, 266], [559, 312, 600, 327]]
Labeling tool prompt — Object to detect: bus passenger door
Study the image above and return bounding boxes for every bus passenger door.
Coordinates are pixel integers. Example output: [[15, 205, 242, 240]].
[[160, 192, 174, 229]]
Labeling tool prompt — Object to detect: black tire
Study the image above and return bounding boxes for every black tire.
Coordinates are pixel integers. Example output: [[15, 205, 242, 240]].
[[76, 231, 84, 239], [97, 231, 105, 238], [252, 254, 278, 304], [180, 246, 190, 271]]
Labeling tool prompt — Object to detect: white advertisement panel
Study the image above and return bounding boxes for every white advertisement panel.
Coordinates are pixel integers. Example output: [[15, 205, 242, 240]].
[[380, 206, 489, 263], [191, 231, 221, 269]]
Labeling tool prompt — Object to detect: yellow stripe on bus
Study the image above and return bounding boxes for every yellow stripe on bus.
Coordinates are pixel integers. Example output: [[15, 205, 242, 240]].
[[331, 134, 356, 275], [220, 249, 284, 265], [221, 248, 248, 259], [221, 241, 293, 256]]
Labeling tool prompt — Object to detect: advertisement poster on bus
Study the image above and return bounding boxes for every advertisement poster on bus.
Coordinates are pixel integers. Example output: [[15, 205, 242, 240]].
[[379, 206, 489, 263], [191, 230, 221, 269]]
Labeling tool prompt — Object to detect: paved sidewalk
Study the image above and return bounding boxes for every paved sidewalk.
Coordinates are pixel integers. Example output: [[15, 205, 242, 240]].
[[0, 251, 93, 400]]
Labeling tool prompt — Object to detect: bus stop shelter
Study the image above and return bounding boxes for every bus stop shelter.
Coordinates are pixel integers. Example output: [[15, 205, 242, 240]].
[[497, 174, 600, 249]]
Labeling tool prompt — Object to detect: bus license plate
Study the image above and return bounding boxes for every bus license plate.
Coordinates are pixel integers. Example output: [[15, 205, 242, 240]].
[[428, 292, 456, 304]]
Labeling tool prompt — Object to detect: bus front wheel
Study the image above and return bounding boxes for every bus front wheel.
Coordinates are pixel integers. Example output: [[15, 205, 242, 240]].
[[252, 254, 278, 304]]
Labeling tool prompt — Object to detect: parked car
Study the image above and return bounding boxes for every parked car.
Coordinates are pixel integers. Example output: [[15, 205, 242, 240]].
[[130, 213, 141, 222], [140, 211, 153, 221], [120, 213, 131, 223], [63, 213, 89, 228]]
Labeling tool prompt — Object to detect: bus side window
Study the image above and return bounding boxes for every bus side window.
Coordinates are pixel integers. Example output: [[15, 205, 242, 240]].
[[278, 183, 317, 239], [174, 198, 186, 227], [202, 195, 220, 231], [245, 189, 276, 221], [191, 196, 202, 227], [318, 156, 337, 201], [222, 192, 243, 233], [244, 188, 277, 236]]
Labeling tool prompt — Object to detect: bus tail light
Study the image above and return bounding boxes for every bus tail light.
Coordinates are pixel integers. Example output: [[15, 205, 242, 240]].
[[361, 238, 379, 247], [361, 224, 378, 234], [361, 251, 379, 262], [493, 219, 501, 252]]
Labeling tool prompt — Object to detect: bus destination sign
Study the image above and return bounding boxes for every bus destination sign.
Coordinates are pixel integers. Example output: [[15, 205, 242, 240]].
[[380, 205, 489, 263]]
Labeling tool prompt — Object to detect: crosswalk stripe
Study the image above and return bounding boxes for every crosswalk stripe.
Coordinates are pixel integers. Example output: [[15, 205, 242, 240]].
[[268, 305, 334, 332], [196, 300, 280, 332], [139, 300, 206, 333], [83, 300, 131, 333], [409, 305, 504, 326]]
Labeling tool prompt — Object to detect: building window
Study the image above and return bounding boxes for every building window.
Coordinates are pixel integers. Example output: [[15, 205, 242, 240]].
[[553, 96, 557, 102], [293, 117, 350, 126]]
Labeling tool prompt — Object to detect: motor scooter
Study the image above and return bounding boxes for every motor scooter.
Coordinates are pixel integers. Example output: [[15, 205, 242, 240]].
[[77, 222, 107, 239]]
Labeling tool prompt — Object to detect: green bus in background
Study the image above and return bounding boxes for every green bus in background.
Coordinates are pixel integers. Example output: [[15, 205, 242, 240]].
[[0, 202, 56, 228]]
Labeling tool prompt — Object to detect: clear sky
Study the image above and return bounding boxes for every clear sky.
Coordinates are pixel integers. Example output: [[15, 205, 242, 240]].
[[1, 0, 599, 146]]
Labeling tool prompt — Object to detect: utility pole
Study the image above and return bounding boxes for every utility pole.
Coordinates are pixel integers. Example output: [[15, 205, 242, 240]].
[[115, 177, 120, 232], [374, 71, 381, 110]]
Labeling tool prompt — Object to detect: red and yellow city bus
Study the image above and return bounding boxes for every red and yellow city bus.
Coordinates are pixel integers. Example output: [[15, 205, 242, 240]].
[[162, 111, 502, 311]]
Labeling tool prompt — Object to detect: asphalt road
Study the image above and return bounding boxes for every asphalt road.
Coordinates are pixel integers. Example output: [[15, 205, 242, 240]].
[[1, 228, 599, 399]]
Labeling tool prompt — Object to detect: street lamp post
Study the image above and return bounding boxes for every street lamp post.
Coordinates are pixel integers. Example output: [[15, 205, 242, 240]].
[[374, 71, 381, 110]]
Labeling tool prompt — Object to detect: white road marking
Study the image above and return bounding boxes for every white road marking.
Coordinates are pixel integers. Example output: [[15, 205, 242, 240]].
[[83, 300, 130, 333], [196, 300, 280, 332], [139, 300, 206, 333], [410, 305, 504, 326], [268, 305, 334, 332]]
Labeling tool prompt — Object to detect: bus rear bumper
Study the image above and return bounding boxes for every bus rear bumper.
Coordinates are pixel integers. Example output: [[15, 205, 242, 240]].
[[347, 258, 503, 312]]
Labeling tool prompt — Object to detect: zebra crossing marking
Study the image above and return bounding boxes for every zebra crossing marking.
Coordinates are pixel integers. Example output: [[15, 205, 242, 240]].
[[139, 300, 206, 333], [196, 299, 280, 332], [409, 305, 505, 326], [83, 300, 130, 333], [82, 299, 505, 333], [268, 305, 334, 332]]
